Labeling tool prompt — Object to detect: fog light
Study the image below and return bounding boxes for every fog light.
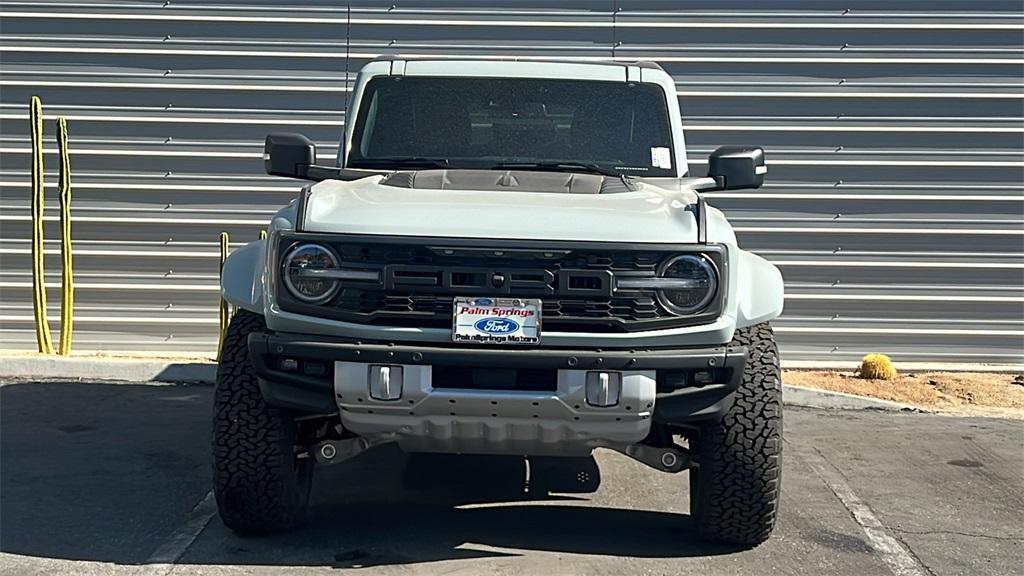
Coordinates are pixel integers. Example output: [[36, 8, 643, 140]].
[[659, 370, 688, 392], [304, 361, 326, 377], [693, 370, 714, 385], [279, 358, 299, 372], [585, 371, 621, 407], [368, 365, 403, 401]]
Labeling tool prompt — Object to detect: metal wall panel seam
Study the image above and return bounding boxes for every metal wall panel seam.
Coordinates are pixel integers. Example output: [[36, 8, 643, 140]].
[[2, 11, 1023, 29], [4, 2, 1023, 18], [4, 115, 1019, 133], [4, 40, 1022, 57], [3, 75, 1019, 90], [4, 46, 1023, 65]]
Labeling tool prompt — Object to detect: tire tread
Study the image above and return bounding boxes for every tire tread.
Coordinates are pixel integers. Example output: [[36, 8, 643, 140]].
[[692, 322, 782, 546], [212, 309, 310, 534]]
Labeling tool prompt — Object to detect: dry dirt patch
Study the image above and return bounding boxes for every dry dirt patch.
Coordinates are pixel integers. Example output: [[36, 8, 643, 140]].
[[783, 370, 1024, 418]]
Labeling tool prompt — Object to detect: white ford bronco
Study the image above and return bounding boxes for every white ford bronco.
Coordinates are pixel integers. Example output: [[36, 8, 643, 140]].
[[215, 57, 784, 546]]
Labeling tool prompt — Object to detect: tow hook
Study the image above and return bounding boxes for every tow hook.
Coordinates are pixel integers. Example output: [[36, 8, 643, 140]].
[[617, 443, 691, 473], [312, 436, 393, 466]]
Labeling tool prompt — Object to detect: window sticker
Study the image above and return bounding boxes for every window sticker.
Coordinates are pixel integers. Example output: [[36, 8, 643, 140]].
[[651, 147, 672, 169]]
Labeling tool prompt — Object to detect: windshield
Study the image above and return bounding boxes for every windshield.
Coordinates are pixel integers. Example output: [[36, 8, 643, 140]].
[[346, 76, 677, 177]]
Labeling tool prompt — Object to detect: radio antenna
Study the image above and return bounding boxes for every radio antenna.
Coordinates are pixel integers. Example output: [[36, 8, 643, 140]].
[[341, 2, 352, 166]]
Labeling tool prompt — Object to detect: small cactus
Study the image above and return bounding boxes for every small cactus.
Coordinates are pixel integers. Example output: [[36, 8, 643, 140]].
[[858, 353, 898, 380]]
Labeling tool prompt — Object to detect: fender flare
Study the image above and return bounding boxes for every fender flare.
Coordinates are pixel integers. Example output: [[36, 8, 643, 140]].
[[221, 240, 265, 314], [734, 250, 784, 329]]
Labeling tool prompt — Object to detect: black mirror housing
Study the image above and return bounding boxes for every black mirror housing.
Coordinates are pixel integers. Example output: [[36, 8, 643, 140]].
[[265, 133, 316, 179], [707, 146, 766, 190]]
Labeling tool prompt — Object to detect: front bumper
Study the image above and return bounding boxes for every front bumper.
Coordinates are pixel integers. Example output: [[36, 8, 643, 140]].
[[248, 332, 746, 455]]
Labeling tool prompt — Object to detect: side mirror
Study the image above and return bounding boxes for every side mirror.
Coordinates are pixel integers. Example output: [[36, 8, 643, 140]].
[[264, 133, 316, 179], [707, 146, 766, 190]]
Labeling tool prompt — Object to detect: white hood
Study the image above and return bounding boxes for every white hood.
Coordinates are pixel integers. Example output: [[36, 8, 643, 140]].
[[302, 176, 699, 243]]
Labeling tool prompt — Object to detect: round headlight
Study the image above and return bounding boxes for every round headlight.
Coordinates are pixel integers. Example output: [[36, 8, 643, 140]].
[[282, 243, 340, 304], [656, 254, 718, 315]]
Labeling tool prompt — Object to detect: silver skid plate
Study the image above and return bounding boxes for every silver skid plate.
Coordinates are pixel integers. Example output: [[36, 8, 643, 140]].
[[333, 361, 656, 456]]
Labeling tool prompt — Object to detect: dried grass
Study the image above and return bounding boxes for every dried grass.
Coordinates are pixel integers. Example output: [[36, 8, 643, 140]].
[[784, 370, 1024, 418]]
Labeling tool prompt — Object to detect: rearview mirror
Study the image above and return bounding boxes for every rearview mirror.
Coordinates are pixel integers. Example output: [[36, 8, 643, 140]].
[[707, 146, 766, 190], [264, 133, 316, 179]]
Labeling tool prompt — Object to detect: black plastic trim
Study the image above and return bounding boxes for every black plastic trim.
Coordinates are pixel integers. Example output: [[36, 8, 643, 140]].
[[651, 350, 746, 425], [248, 331, 746, 421], [294, 185, 311, 233], [696, 195, 708, 244]]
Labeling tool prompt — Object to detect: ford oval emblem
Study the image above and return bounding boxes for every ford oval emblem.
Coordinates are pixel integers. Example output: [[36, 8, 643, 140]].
[[474, 317, 519, 334], [474, 298, 493, 306]]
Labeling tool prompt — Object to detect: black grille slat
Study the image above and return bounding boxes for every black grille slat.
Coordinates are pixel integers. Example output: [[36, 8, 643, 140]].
[[326, 242, 670, 331]]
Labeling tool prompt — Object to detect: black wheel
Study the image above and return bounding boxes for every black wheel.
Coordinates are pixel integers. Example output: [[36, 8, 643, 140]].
[[212, 309, 313, 534], [690, 322, 782, 546]]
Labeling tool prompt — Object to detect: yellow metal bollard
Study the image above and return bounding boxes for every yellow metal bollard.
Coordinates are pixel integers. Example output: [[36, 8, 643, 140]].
[[217, 231, 230, 358], [259, 229, 267, 241], [29, 96, 54, 354], [56, 116, 74, 355]]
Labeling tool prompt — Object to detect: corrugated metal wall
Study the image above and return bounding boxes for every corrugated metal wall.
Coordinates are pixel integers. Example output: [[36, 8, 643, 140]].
[[1, 1, 1022, 363]]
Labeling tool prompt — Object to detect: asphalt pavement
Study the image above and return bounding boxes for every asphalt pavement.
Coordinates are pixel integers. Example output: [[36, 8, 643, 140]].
[[1, 379, 1021, 576]]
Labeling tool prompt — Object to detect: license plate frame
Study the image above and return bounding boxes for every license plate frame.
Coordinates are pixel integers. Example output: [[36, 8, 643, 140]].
[[452, 297, 542, 345]]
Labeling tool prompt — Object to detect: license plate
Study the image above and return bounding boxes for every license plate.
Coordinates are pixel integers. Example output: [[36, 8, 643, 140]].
[[452, 297, 541, 345]]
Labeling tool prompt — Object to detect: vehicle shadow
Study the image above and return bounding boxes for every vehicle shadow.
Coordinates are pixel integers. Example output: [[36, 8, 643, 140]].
[[0, 381, 739, 570], [191, 447, 741, 568], [0, 380, 215, 564]]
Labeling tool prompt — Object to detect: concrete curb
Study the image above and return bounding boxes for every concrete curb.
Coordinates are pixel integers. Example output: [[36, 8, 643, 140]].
[[783, 360, 1022, 373], [781, 384, 918, 412], [0, 356, 217, 384], [0, 356, 917, 412]]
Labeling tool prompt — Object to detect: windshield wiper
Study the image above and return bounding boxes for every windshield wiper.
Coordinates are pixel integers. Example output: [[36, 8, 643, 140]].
[[348, 157, 450, 169], [491, 161, 623, 178]]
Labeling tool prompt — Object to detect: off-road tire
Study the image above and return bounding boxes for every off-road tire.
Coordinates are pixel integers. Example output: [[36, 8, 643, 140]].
[[212, 309, 313, 534], [690, 322, 781, 546]]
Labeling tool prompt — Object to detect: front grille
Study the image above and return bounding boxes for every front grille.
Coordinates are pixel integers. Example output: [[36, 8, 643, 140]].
[[336, 291, 663, 330], [276, 235, 724, 333]]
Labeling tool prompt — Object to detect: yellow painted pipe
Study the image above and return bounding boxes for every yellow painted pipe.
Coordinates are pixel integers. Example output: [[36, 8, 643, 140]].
[[30, 96, 54, 354], [217, 231, 230, 358], [56, 116, 74, 355], [259, 229, 267, 240]]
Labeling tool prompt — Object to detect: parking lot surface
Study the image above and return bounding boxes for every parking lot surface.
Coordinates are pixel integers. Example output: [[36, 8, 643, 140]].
[[1, 380, 1021, 576]]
